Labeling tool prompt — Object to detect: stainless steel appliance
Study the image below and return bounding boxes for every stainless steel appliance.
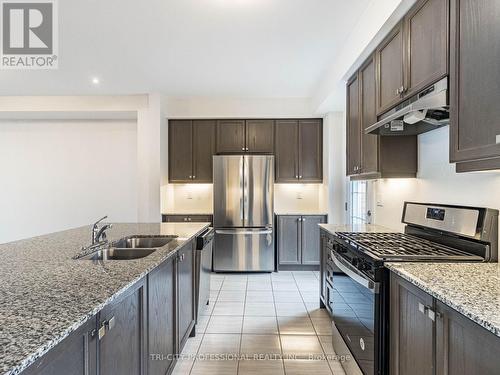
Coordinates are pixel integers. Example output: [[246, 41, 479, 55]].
[[194, 228, 214, 322], [365, 77, 449, 136], [328, 202, 498, 375], [213, 155, 274, 272]]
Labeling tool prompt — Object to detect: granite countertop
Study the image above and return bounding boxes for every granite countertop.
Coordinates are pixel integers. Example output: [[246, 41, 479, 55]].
[[319, 223, 395, 234], [386, 262, 500, 338], [0, 222, 209, 375]]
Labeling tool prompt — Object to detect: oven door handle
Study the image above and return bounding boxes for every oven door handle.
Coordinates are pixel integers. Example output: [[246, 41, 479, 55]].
[[332, 253, 380, 294]]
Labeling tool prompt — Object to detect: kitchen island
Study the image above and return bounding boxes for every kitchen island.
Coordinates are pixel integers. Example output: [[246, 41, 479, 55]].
[[0, 222, 209, 375]]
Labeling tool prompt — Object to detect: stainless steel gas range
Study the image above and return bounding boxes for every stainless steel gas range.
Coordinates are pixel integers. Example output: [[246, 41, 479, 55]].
[[324, 202, 498, 375]]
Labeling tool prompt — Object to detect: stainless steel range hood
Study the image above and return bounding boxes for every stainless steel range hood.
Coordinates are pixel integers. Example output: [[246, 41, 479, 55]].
[[365, 77, 449, 136]]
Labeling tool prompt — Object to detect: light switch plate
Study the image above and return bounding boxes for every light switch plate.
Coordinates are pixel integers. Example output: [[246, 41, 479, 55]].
[[496, 134, 500, 144]]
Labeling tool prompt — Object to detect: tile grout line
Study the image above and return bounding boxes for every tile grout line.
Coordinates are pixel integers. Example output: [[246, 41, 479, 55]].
[[293, 271, 336, 375], [188, 275, 223, 375], [271, 272, 287, 375], [236, 275, 248, 375]]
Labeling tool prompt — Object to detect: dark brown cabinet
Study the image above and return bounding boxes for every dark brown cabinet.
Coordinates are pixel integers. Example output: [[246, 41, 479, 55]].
[[390, 274, 434, 375], [176, 242, 195, 353], [450, 0, 500, 172], [277, 214, 327, 268], [216, 120, 246, 153], [169, 120, 215, 183], [435, 301, 500, 375], [245, 120, 274, 153], [347, 74, 361, 176], [391, 273, 500, 375], [376, 0, 449, 115], [275, 120, 323, 183], [148, 257, 176, 375], [22, 318, 97, 375], [216, 119, 274, 154], [347, 56, 417, 179], [404, 0, 449, 97], [376, 22, 405, 114], [98, 280, 147, 375]]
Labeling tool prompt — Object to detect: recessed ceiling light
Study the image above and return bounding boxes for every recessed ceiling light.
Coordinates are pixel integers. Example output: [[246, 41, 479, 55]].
[[91, 77, 100, 85]]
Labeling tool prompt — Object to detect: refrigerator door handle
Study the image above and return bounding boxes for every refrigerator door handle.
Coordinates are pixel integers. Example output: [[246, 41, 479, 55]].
[[239, 156, 244, 222], [243, 156, 249, 223], [215, 229, 273, 235]]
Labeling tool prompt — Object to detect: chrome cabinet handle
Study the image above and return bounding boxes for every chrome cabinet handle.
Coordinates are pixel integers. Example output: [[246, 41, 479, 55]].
[[106, 316, 116, 331], [98, 324, 106, 340], [242, 147, 245, 151], [299, 175, 302, 179]]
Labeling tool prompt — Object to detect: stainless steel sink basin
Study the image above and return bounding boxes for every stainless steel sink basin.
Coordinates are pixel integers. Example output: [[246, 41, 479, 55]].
[[112, 235, 177, 249], [81, 248, 157, 261]]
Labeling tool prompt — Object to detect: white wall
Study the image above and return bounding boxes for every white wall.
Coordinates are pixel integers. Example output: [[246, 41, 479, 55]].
[[373, 126, 500, 231], [0, 120, 138, 243]]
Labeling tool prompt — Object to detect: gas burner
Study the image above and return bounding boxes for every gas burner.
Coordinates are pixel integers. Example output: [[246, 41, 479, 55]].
[[336, 232, 483, 261]]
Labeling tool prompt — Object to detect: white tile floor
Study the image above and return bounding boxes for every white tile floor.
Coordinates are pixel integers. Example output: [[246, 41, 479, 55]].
[[172, 271, 346, 375]]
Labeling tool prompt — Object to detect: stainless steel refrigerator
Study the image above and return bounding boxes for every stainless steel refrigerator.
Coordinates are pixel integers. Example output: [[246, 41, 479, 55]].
[[213, 155, 274, 272]]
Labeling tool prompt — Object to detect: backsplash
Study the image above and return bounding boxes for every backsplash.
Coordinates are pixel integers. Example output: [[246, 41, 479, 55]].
[[373, 126, 500, 234], [161, 183, 324, 214]]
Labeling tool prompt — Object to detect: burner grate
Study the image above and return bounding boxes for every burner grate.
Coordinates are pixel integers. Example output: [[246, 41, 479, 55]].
[[336, 232, 480, 260]]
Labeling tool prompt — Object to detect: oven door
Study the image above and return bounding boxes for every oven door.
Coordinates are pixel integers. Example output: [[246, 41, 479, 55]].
[[331, 251, 378, 375]]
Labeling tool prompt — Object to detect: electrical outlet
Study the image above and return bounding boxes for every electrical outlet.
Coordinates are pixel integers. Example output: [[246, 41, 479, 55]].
[[296, 191, 303, 200]]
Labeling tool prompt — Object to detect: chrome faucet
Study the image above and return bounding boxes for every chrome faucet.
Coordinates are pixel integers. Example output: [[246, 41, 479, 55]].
[[92, 216, 113, 245]]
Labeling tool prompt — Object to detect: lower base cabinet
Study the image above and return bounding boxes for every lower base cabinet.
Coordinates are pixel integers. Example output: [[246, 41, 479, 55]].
[[391, 273, 500, 375], [148, 257, 176, 375], [99, 280, 147, 375], [21, 241, 196, 375], [176, 242, 195, 353], [436, 301, 500, 375], [277, 214, 327, 268], [21, 317, 97, 375]]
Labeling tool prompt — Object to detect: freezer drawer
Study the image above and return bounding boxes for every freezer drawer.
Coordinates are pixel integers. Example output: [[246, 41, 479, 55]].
[[213, 228, 274, 272]]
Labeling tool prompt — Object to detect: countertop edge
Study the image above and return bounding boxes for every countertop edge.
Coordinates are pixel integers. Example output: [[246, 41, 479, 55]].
[[385, 263, 500, 338], [5, 223, 210, 375]]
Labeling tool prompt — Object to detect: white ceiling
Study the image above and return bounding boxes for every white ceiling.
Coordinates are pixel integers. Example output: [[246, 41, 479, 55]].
[[0, 0, 371, 98]]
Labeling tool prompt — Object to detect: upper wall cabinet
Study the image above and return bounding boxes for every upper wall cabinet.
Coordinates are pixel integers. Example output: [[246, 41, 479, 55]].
[[216, 119, 274, 154], [169, 120, 216, 183], [450, 0, 500, 172], [347, 55, 418, 179], [245, 120, 274, 153], [376, 22, 405, 114], [275, 119, 322, 183], [376, 0, 449, 115]]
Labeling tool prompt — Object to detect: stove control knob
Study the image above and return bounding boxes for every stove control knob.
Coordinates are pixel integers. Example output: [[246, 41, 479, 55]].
[[358, 262, 370, 271], [352, 258, 359, 267]]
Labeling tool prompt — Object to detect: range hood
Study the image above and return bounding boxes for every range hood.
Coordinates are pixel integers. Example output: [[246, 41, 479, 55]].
[[365, 77, 449, 136]]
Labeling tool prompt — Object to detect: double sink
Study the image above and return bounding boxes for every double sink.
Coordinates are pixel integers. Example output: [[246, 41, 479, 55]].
[[78, 235, 177, 261]]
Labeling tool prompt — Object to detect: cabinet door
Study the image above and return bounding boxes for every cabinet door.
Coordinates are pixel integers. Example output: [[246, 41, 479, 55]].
[[99, 282, 146, 375], [301, 215, 326, 265], [192, 120, 216, 182], [177, 242, 195, 353], [450, 0, 500, 163], [376, 22, 405, 114], [405, 0, 448, 96], [390, 274, 434, 375], [245, 120, 274, 153], [277, 215, 301, 265], [148, 258, 176, 375], [216, 120, 246, 153], [436, 301, 500, 375], [22, 318, 97, 375], [169, 120, 193, 183], [359, 56, 379, 175], [346, 74, 361, 176], [298, 120, 322, 182], [275, 120, 299, 182]]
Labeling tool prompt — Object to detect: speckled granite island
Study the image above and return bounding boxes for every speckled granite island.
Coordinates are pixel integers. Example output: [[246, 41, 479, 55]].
[[0, 222, 209, 375], [386, 262, 500, 337]]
